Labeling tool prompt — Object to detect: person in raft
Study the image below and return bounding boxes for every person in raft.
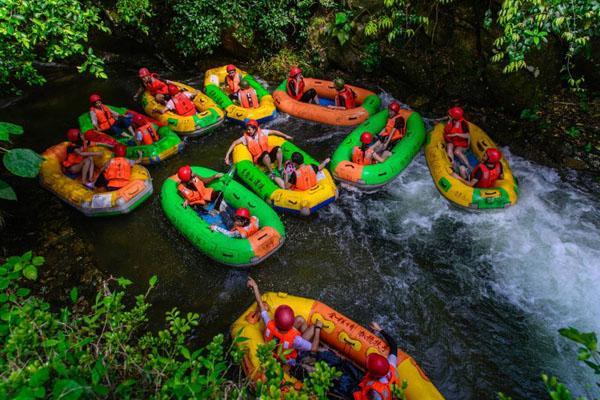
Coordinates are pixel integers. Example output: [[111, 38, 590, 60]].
[[375, 101, 406, 151], [133, 67, 170, 103], [154, 84, 197, 117], [210, 207, 259, 238], [444, 106, 471, 166], [246, 277, 323, 368], [95, 144, 142, 191], [352, 133, 391, 165], [281, 152, 330, 191], [176, 165, 223, 210], [89, 94, 136, 139], [330, 78, 357, 110], [237, 80, 259, 109], [287, 66, 319, 104], [225, 64, 244, 100], [453, 148, 504, 188], [224, 120, 292, 175], [62, 129, 103, 188], [132, 114, 160, 146]]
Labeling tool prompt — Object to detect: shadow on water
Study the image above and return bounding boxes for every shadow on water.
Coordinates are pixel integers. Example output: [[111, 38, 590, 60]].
[[1, 69, 599, 400]]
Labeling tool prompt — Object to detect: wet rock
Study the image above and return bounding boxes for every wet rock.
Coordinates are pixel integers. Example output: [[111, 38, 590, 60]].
[[563, 157, 589, 170]]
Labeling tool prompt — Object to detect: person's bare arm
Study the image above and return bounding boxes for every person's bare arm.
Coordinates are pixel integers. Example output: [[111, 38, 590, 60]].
[[318, 158, 330, 170], [247, 277, 266, 313], [202, 172, 224, 184], [224, 139, 243, 165], [268, 130, 293, 140], [372, 152, 386, 163], [133, 86, 144, 101]]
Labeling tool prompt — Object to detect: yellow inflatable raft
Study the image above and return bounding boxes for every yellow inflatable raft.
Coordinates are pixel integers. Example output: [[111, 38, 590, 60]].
[[39, 143, 153, 216], [141, 81, 224, 136], [425, 122, 519, 210], [231, 291, 444, 400]]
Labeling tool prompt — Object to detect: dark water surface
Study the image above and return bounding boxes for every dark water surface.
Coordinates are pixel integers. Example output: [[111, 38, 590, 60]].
[[1, 69, 599, 400]]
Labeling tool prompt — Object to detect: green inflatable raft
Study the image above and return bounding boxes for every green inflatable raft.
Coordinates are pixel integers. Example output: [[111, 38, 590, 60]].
[[161, 166, 285, 267], [78, 106, 183, 165], [330, 108, 425, 188]]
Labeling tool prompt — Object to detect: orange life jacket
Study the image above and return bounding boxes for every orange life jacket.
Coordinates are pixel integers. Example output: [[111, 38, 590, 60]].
[[352, 146, 374, 165], [145, 77, 169, 96], [353, 363, 400, 400], [238, 89, 259, 108], [171, 93, 196, 116], [137, 123, 159, 145], [244, 130, 270, 163], [293, 165, 317, 191], [103, 157, 132, 189], [335, 86, 357, 109], [444, 119, 469, 148], [226, 73, 241, 94], [287, 77, 305, 101], [380, 115, 406, 142], [471, 162, 502, 188], [234, 216, 259, 238], [177, 176, 214, 206], [62, 142, 88, 168], [264, 319, 302, 362], [91, 105, 116, 131]]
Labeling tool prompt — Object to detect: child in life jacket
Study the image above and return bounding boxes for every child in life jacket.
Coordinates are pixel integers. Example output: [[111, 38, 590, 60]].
[[94, 144, 142, 190], [352, 133, 390, 165], [224, 64, 244, 100], [282, 152, 330, 190], [330, 78, 357, 110], [453, 148, 504, 188], [210, 207, 260, 238], [134, 67, 170, 103], [287, 67, 319, 104], [62, 129, 103, 188], [444, 106, 471, 167], [176, 165, 223, 210], [89, 94, 136, 139], [376, 101, 406, 151], [132, 114, 160, 145], [154, 85, 197, 117], [236, 80, 259, 108]]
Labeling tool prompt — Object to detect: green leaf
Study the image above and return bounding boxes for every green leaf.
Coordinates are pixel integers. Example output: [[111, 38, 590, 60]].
[[3, 148, 43, 178], [335, 12, 348, 25], [116, 277, 132, 287], [70, 287, 78, 303], [149, 275, 157, 288], [559, 327, 597, 351], [0, 122, 24, 138], [30, 366, 50, 386], [52, 379, 84, 400], [22, 265, 38, 281], [181, 347, 191, 360], [0, 179, 17, 200], [16, 287, 31, 297], [32, 256, 45, 266]]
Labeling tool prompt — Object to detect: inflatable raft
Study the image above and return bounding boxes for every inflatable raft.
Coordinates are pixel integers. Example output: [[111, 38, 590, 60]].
[[161, 166, 285, 267], [232, 136, 337, 216], [331, 108, 425, 188], [272, 78, 381, 126], [231, 291, 444, 400], [78, 106, 183, 165], [425, 122, 519, 209], [39, 143, 153, 217], [141, 80, 224, 136], [203, 65, 277, 124]]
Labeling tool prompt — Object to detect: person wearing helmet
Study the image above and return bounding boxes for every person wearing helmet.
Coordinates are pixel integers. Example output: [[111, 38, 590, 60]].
[[352, 132, 390, 165], [331, 78, 357, 110], [210, 207, 260, 238], [376, 101, 406, 151], [236, 80, 259, 108], [132, 114, 160, 145], [62, 129, 103, 187], [352, 321, 400, 400], [224, 64, 244, 99], [443, 106, 471, 166], [287, 67, 319, 104], [134, 67, 170, 103], [154, 84, 197, 116], [282, 152, 330, 190], [176, 165, 224, 210], [453, 147, 504, 188], [247, 277, 323, 366], [96, 144, 142, 190], [89, 94, 136, 138], [224, 120, 292, 175]]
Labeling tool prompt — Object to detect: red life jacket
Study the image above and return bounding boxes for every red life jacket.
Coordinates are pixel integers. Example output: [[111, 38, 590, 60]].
[[443, 119, 469, 148], [238, 89, 259, 109], [177, 176, 214, 206], [352, 146, 374, 165], [264, 319, 302, 362], [471, 162, 502, 188], [145, 77, 169, 96], [293, 165, 317, 191], [287, 77, 305, 101], [103, 157, 132, 189], [226, 73, 241, 94], [137, 123, 159, 145], [353, 362, 399, 400], [234, 216, 259, 238], [335, 86, 357, 109], [171, 93, 196, 117], [244, 130, 270, 163], [91, 105, 116, 131], [62, 142, 88, 168], [380, 115, 406, 142]]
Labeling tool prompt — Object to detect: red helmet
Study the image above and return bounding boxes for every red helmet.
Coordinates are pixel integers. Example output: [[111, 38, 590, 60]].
[[485, 148, 502, 163], [113, 144, 127, 157], [177, 165, 192, 182], [168, 84, 180, 96], [67, 128, 81, 142], [235, 208, 250, 220], [366, 353, 389, 378], [138, 67, 150, 78], [448, 106, 464, 120], [388, 101, 401, 113], [274, 305, 295, 331], [226, 64, 236, 72], [246, 119, 259, 129], [133, 114, 146, 126], [89, 93, 101, 104], [289, 66, 302, 77], [360, 132, 374, 145]]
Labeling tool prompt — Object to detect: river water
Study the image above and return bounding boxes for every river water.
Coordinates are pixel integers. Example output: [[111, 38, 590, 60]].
[[1, 69, 599, 399]]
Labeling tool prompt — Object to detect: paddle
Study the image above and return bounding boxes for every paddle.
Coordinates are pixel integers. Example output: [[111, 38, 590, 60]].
[[213, 165, 236, 211]]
